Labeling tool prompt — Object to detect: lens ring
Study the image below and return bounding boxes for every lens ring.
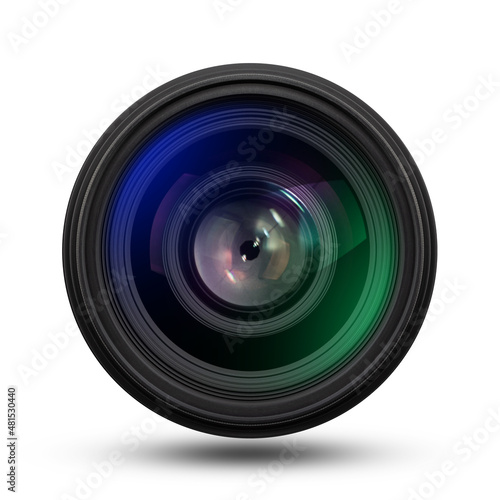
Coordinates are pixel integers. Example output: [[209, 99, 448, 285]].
[[163, 165, 338, 337], [63, 64, 437, 437]]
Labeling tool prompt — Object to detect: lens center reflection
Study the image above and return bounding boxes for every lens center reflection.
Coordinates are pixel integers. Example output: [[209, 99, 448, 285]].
[[240, 240, 260, 261]]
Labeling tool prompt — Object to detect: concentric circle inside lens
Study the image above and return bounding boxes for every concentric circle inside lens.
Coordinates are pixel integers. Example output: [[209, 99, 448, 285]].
[[192, 187, 312, 308], [161, 166, 338, 337]]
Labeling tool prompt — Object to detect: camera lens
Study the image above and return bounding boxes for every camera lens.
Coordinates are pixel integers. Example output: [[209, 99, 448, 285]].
[[63, 64, 436, 437]]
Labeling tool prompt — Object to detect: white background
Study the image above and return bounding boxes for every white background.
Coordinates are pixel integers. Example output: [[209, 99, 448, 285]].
[[2, 0, 499, 499]]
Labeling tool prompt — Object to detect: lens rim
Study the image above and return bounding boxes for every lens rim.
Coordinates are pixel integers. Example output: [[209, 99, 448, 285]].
[[63, 64, 437, 437]]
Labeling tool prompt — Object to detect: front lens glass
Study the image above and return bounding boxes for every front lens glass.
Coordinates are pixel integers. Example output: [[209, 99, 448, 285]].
[[104, 97, 399, 396]]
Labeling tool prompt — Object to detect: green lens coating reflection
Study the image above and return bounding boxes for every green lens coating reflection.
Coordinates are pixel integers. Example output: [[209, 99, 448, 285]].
[[106, 99, 400, 397]]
